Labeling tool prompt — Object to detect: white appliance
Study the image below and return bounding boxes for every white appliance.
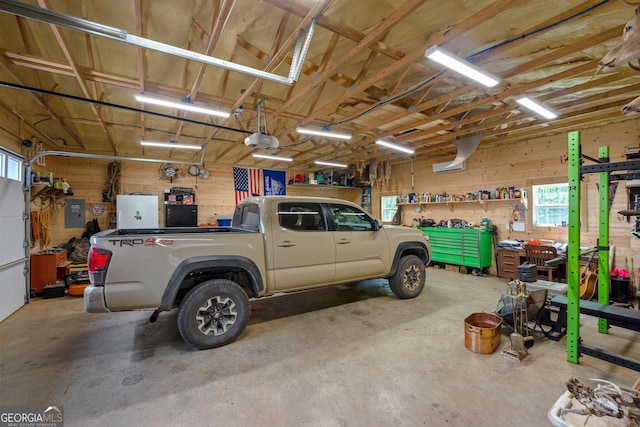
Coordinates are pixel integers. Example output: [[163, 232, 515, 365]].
[[117, 195, 159, 229], [432, 160, 466, 174], [244, 133, 279, 149]]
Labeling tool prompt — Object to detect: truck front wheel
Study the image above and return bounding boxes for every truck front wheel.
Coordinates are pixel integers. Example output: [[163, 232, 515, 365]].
[[389, 255, 425, 299], [177, 279, 250, 350]]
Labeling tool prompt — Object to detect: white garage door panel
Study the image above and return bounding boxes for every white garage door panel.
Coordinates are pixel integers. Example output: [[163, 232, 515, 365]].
[[0, 263, 25, 321], [0, 212, 24, 264], [0, 155, 26, 322]]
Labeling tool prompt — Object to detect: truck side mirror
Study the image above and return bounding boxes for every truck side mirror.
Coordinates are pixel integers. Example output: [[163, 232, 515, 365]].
[[372, 219, 381, 231]]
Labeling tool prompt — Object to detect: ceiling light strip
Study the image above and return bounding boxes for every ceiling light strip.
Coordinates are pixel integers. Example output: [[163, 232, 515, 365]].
[[252, 153, 293, 162], [141, 141, 201, 150], [135, 94, 229, 118], [296, 127, 352, 140], [375, 140, 415, 154], [315, 161, 348, 168], [516, 97, 558, 119], [0, 81, 252, 135], [425, 46, 500, 88]]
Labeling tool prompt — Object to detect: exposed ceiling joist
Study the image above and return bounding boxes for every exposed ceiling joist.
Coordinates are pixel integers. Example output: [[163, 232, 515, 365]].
[[0, 0, 637, 170]]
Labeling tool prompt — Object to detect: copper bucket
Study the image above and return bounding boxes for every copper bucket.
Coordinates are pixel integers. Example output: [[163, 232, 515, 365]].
[[464, 312, 502, 354]]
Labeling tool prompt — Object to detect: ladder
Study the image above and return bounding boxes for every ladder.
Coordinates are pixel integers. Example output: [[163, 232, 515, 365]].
[[361, 186, 372, 213]]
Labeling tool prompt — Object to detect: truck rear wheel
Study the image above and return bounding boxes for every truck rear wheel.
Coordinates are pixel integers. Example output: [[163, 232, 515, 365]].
[[177, 279, 250, 350], [389, 255, 425, 299]]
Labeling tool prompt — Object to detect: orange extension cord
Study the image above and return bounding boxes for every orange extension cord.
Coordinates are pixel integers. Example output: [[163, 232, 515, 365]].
[[30, 210, 39, 246], [39, 210, 50, 248]]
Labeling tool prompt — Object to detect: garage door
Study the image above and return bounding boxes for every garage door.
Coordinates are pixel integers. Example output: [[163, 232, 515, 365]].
[[0, 148, 26, 322]]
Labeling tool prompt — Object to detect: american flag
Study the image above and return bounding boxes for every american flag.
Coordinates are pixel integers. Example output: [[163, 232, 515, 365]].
[[233, 166, 261, 204]]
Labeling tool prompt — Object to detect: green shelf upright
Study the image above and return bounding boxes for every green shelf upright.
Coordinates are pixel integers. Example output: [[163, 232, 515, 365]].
[[567, 131, 581, 364], [597, 146, 610, 334], [566, 132, 613, 364]]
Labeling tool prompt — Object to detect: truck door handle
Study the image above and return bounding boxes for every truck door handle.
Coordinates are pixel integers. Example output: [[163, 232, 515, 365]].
[[278, 241, 296, 247], [336, 239, 351, 244]]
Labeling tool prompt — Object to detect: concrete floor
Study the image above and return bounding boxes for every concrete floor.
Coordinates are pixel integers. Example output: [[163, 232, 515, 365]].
[[1, 267, 638, 427]]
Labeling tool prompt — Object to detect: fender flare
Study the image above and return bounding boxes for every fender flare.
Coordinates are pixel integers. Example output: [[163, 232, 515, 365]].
[[158, 256, 264, 311], [387, 242, 430, 278]]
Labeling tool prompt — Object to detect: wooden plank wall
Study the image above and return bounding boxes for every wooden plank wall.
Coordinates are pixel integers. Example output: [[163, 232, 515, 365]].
[[375, 119, 640, 274], [1, 103, 638, 275], [23, 158, 362, 249]]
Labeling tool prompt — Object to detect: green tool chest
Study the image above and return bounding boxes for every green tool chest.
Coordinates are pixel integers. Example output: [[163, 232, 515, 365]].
[[418, 227, 492, 269]]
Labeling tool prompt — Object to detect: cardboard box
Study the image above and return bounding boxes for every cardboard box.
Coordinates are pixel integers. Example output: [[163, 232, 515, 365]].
[[445, 264, 459, 273]]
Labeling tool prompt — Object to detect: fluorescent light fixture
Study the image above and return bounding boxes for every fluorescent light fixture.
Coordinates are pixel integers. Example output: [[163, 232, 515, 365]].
[[135, 94, 230, 118], [296, 127, 352, 140], [425, 46, 500, 88], [252, 153, 293, 162], [516, 97, 558, 119], [315, 161, 348, 168], [140, 141, 201, 150], [375, 140, 415, 154]]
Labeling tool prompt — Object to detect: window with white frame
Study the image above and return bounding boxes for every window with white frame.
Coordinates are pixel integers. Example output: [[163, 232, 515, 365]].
[[381, 196, 398, 223], [0, 152, 5, 178], [6, 156, 22, 181], [532, 183, 569, 227]]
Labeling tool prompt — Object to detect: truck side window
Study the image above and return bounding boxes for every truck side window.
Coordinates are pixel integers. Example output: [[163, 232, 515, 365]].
[[278, 203, 325, 231], [329, 204, 374, 231], [232, 203, 260, 231]]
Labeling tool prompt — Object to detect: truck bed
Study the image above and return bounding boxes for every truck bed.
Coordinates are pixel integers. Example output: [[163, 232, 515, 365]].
[[101, 227, 255, 236]]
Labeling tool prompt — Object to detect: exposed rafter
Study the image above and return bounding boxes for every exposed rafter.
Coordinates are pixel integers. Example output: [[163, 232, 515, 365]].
[[0, 0, 637, 170]]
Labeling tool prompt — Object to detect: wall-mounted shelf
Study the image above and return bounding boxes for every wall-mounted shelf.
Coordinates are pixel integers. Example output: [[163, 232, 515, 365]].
[[398, 198, 522, 211], [30, 184, 65, 202], [288, 183, 361, 190]]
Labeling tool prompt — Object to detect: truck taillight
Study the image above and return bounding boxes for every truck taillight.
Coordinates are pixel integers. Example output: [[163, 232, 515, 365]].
[[88, 247, 112, 286]]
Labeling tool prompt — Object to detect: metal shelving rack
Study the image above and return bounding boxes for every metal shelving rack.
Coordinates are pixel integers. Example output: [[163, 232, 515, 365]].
[[566, 131, 640, 366]]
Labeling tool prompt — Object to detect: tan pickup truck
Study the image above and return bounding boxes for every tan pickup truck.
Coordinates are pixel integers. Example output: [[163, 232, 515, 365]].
[[85, 196, 431, 349]]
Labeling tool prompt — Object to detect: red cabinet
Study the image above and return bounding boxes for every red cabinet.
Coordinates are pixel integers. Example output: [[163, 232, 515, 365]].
[[30, 250, 66, 294]]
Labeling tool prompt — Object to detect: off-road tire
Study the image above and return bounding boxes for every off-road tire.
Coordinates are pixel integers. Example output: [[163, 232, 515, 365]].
[[389, 255, 425, 299], [177, 279, 250, 350]]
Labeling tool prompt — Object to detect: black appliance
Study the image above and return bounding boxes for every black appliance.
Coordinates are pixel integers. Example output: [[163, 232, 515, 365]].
[[165, 204, 198, 227]]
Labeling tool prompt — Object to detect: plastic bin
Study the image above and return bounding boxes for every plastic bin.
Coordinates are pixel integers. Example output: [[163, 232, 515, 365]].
[[216, 213, 233, 227], [548, 390, 628, 426], [610, 277, 630, 303]]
